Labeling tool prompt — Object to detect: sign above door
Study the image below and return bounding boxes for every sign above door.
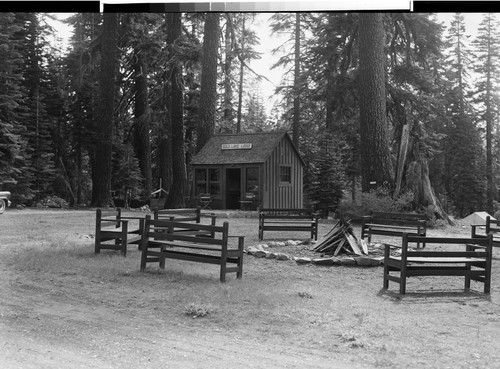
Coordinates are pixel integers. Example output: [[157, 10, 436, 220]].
[[221, 143, 252, 150]]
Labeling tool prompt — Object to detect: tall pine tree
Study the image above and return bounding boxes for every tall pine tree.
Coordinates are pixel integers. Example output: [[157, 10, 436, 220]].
[[472, 13, 500, 215]]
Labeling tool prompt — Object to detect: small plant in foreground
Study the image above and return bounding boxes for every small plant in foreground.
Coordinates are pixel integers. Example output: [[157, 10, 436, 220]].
[[184, 303, 213, 318], [338, 331, 364, 348], [298, 291, 313, 299]]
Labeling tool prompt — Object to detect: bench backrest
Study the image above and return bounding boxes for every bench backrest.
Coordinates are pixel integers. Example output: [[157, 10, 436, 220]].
[[366, 212, 427, 228], [372, 212, 427, 221], [402, 233, 492, 259], [144, 217, 228, 247], [96, 208, 122, 228], [486, 216, 500, 234], [154, 207, 201, 223], [259, 207, 318, 220]]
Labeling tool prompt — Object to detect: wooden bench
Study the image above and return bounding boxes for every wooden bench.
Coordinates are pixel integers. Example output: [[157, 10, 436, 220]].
[[153, 207, 217, 238], [258, 207, 319, 241], [140, 216, 244, 282], [361, 211, 427, 248], [383, 234, 493, 294], [153, 206, 215, 223], [95, 208, 145, 257], [471, 216, 500, 247]]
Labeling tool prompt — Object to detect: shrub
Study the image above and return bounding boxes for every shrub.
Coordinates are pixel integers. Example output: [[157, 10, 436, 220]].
[[337, 185, 414, 220], [183, 302, 214, 318], [39, 195, 69, 208]]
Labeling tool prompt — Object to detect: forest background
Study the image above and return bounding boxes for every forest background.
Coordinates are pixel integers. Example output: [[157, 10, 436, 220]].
[[0, 11, 499, 223]]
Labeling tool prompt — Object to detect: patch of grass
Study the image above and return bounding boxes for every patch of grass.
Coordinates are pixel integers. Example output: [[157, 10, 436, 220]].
[[183, 302, 214, 318], [338, 330, 365, 349], [298, 291, 313, 299]]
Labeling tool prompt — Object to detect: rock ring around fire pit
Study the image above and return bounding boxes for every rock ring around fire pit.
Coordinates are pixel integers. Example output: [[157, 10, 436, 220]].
[[245, 240, 393, 267]]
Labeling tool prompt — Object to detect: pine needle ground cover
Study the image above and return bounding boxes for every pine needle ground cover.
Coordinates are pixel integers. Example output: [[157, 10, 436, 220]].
[[1, 209, 499, 368]]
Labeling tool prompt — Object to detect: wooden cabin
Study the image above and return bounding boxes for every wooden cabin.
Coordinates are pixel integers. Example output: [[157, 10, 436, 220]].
[[191, 131, 304, 210]]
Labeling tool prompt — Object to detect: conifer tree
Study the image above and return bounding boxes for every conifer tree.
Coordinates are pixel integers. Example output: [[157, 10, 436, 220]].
[[91, 12, 119, 207], [0, 13, 24, 190], [14, 13, 57, 203], [358, 13, 394, 191], [112, 142, 143, 208], [472, 13, 500, 215], [443, 13, 485, 216]]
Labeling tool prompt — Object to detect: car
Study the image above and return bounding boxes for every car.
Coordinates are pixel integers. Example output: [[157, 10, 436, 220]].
[[0, 191, 11, 214]]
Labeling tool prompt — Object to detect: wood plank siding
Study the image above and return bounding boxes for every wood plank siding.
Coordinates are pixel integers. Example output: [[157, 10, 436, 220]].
[[263, 135, 303, 208]]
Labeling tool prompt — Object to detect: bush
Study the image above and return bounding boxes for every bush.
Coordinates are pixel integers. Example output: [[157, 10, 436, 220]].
[[38, 196, 69, 208], [337, 185, 414, 220]]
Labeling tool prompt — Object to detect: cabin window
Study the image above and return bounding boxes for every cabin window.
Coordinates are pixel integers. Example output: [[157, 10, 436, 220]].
[[195, 168, 221, 195], [195, 169, 207, 195], [279, 165, 292, 184], [209, 168, 221, 195], [246, 167, 259, 193]]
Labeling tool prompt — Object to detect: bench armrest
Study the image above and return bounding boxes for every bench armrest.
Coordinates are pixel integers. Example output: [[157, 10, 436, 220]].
[[383, 243, 402, 249], [466, 243, 488, 250], [470, 224, 485, 229], [100, 218, 129, 224], [120, 215, 147, 220]]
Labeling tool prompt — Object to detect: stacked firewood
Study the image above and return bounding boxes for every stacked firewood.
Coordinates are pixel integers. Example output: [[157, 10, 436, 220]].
[[313, 218, 368, 256]]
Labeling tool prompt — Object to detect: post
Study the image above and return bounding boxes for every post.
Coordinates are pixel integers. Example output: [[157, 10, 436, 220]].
[[140, 215, 151, 270], [220, 221, 229, 282], [95, 209, 102, 254]]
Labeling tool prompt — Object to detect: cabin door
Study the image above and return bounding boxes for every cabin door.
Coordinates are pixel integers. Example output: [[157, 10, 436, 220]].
[[225, 168, 241, 209]]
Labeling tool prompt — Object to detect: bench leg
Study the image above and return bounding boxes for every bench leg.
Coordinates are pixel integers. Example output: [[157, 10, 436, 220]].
[[484, 276, 491, 294], [220, 253, 227, 283], [399, 264, 407, 294], [122, 237, 128, 257], [159, 246, 166, 269], [484, 262, 492, 295], [120, 236, 127, 257], [399, 276, 406, 294], [237, 237, 244, 279], [140, 248, 147, 270], [95, 237, 100, 254], [464, 262, 471, 291], [383, 246, 389, 290], [220, 264, 226, 283]]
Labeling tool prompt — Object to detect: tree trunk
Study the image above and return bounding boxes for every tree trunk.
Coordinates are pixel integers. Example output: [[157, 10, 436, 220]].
[[158, 14, 172, 198], [292, 13, 301, 150], [394, 123, 410, 197], [133, 50, 152, 200], [196, 13, 220, 152], [325, 17, 335, 132], [165, 13, 187, 209], [236, 16, 245, 133], [407, 159, 454, 225], [223, 14, 234, 130], [358, 13, 394, 192], [485, 19, 494, 215], [91, 12, 118, 207]]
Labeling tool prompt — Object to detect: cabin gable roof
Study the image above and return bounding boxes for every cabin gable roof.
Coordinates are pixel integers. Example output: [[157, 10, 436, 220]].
[[191, 131, 304, 166]]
